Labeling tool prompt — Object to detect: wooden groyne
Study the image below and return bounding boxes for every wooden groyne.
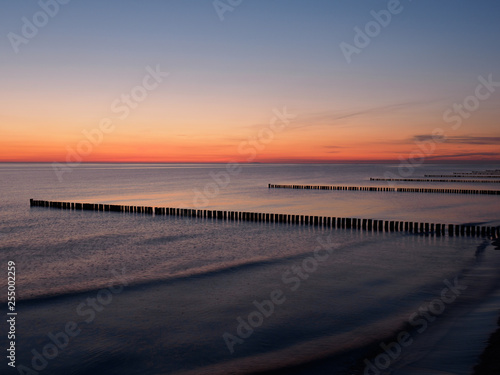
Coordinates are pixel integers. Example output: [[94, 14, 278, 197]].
[[424, 170, 500, 178], [370, 178, 500, 184], [268, 184, 500, 195], [454, 170, 500, 176], [29, 199, 499, 239], [425, 175, 500, 179]]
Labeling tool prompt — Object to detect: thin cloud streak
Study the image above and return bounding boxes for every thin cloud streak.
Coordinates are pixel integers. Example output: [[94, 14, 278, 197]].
[[241, 100, 433, 133], [426, 152, 500, 159], [288, 100, 435, 131], [388, 135, 500, 146]]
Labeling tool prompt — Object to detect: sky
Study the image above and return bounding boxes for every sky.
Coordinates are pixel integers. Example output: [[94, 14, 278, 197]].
[[1, 0, 499, 163]]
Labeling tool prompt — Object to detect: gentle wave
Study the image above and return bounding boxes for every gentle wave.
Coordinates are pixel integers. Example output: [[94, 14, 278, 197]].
[[14, 246, 343, 304]]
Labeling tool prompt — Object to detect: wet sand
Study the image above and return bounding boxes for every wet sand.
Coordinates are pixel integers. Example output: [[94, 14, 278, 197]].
[[473, 312, 500, 375], [348, 239, 500, 375], [473, 238, 500, 375]]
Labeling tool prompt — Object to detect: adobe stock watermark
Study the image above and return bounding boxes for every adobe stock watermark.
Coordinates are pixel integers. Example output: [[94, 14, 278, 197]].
[[192, 107, 297, 208], [52, 64, 169, 182], [443, 74, 500, 131], [340, 0, 409, 64], [7, 0, 71, 54], [213, 0, 243, 21], [385, 73, 500, 182], [222, 235, 337, 354], [16, 268, 128, 375], [363, 277, 467, 375]]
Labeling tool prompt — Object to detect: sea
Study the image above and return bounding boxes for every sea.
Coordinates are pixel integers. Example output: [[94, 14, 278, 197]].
[[1, 163, 500, 375]]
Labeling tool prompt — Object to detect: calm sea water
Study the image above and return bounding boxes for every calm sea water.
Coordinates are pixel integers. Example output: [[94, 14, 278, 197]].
[[1, 163, 499, 375]]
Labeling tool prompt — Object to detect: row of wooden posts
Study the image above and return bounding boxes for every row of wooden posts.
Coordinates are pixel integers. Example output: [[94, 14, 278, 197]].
[[425, 175, 500, 178], [369, 178, 500, 184], [453, 170, 500, 175], [268, 184, 500, 195], [30, 199, 499, 239]]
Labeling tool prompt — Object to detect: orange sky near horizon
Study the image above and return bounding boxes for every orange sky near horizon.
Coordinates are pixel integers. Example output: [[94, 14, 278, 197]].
[[2, 106, 499, 163], [2, 70, 499, 164]]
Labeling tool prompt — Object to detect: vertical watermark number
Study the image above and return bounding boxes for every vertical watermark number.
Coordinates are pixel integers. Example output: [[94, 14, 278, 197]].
[[7, 261, 17, 368]]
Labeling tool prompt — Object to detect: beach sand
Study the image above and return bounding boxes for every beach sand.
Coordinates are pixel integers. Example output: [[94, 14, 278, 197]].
[[473, 238, 500, 375], [473, 312, 500, 375]]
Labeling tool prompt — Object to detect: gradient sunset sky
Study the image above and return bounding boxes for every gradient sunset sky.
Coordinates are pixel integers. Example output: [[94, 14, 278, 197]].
[[1, 0, 499, 163]]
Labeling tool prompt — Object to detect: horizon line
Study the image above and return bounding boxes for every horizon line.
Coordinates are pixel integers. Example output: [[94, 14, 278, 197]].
[[1, 159, 500, 165]]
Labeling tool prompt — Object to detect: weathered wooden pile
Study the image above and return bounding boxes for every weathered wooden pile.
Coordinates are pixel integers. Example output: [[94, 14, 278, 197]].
[[30, 199, 499, 239]]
